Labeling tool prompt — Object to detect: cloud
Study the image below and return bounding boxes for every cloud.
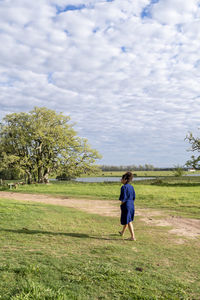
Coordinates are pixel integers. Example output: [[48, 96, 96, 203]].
[[149, 0, 199, 25], [0, 0, 200, 166]]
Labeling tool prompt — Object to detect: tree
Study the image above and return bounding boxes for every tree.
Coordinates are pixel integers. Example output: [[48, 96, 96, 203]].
[[185, 131, 200, 169], [0, 107, 101, 183], [0, 167, 21, 180], [173, 165, 185, 177]]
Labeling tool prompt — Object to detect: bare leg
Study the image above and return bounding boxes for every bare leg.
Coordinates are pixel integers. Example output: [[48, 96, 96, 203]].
[[128, 222, 136, 240], [119, 224, 128, 236]]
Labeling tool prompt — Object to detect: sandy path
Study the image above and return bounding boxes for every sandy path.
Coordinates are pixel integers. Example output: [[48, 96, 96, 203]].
[[0, 191, 200, 239], [0, 192, 120, 217]]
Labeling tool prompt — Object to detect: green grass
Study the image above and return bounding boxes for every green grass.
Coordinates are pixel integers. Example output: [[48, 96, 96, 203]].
[[83, 170, 174, 177], [6, 176, 200, 218], [0, 198, 199, 299], [82, 170, 200, 177]]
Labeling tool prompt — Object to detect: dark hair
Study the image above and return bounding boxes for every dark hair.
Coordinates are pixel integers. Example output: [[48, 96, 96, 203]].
[[122, 171, 133, 183]]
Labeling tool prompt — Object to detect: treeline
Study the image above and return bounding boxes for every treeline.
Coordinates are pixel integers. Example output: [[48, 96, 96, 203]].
[[100, 165, 180, 171]]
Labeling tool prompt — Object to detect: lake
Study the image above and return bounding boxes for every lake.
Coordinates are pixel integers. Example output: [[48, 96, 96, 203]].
[[74, 177, 155, 183]]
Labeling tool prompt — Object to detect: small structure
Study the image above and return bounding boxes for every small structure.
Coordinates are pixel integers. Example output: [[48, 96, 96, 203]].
[[7, 183, 18, 190]]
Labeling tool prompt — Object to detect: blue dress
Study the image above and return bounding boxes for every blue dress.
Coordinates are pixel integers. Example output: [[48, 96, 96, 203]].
[[119, 183, 135, 225]]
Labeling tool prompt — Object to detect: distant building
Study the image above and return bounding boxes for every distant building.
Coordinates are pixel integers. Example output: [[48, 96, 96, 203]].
[[188, 168, 196, 172]]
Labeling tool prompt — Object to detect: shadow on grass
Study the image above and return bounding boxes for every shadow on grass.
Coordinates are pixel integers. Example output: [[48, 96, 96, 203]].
[[0, 228, 121, 241]]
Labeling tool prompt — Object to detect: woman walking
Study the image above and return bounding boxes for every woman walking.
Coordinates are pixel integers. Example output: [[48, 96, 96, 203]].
[[119, 171, 136, 241]]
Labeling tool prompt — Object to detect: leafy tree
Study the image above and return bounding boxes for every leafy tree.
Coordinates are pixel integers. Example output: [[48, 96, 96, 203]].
[[173, 165, 185, 177], [0, 107, 101, 183], [0, 167, 21, 180], [185, 131, 200, 169]]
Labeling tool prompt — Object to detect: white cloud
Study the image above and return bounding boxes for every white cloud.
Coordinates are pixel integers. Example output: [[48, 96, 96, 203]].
[[0, 0, 200, 166], [150, 0, 199, 25]]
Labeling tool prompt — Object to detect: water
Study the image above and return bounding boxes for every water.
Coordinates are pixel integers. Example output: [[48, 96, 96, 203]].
[[74, 176, 155, 183], [185, 174, 200, 177]]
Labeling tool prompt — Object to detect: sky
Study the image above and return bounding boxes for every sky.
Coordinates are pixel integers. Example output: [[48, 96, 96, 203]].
[[0, 0, 200, 167]]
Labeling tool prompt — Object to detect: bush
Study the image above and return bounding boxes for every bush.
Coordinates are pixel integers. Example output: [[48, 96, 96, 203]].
[[151, 179, 163, 185], [173, 166, 185, 177]]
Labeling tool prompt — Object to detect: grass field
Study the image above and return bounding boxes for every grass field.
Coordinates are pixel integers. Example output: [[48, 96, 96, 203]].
[[0, 177, 200, 299], [0, 196, 199, 299], [82, 170, 200, 177], [82, 170, 174, 177], [83, 170, 175, 177]]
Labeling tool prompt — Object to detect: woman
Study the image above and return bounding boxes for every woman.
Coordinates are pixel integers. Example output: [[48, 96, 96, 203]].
[[119, 171, 136, 241]]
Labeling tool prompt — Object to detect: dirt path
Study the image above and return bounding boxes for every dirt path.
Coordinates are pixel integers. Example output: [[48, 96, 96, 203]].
[[0, 191, 200, 239]]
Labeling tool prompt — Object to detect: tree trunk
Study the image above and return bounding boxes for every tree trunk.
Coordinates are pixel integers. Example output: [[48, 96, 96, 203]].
[[38, 167, 43, 183], [26, 171, 32, 184], [43, 168, 50, 183]]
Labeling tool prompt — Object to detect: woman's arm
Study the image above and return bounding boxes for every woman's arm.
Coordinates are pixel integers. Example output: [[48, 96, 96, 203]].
[[119, 185, 126, 204]]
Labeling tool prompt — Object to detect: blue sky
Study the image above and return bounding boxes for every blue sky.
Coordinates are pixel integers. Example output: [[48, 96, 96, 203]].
[[0, 0, 200, 167]]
